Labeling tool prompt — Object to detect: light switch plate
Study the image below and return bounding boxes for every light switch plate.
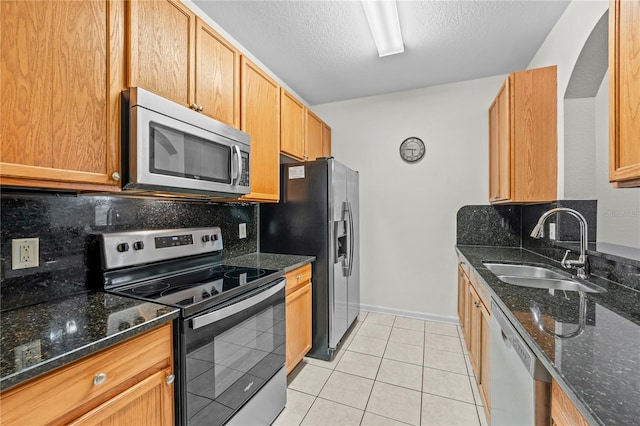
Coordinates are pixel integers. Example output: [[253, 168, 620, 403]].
[[12, 238, 39, 270], [549, 223, 556, 240], [239, 223, 247, 239]]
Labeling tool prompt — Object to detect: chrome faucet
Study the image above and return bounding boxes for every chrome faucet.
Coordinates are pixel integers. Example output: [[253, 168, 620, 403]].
[[530, 207, 589, 279]]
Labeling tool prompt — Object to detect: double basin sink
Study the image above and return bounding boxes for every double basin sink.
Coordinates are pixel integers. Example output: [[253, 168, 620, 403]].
[[482, 262, 605, 293]]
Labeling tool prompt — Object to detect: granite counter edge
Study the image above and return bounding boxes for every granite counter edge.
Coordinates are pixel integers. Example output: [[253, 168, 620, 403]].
[[0, 309, 179, 392], [223, 252, 316, 273]]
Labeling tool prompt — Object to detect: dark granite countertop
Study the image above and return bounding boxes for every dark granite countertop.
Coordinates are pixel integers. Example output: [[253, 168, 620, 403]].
[[223, 252, 315, 273], [456, 245, 640, 426], [0, 292, 179, 391]]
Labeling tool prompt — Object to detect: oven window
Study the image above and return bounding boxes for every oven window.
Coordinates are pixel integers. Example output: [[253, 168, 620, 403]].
[[184, 285, 285, 425], [149, 122, 231, 183]]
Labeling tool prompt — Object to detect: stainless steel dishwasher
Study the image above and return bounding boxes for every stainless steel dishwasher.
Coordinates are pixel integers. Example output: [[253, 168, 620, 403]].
[[491, 300, 552, 426]]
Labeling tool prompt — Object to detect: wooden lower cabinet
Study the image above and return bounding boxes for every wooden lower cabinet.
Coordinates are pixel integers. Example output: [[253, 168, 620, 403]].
[[0, 323, 174, 425], [285, 263, 313, 374], [551, 379, 589, 426], [457, 262, 491, 420]]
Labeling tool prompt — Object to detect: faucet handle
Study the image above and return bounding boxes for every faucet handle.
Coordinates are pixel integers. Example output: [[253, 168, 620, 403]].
[[561, 250, 572, 268]]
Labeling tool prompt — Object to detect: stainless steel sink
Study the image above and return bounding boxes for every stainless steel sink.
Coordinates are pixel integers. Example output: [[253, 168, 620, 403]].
[[483, 263, 566, 280], [482, 262, 605, 293]]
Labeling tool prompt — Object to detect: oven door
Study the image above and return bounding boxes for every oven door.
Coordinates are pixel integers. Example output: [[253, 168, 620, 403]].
[[180, 279, 286, 426]]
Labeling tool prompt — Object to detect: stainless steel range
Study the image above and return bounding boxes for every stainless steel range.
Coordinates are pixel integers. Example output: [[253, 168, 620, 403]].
[[98, 227, 286, 426]]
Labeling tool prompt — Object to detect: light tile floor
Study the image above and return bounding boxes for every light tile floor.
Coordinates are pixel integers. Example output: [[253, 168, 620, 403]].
[[274, 312, 489, 426]]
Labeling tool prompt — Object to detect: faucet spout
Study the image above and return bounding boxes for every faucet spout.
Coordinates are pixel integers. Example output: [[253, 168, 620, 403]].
[[530, 207, 589, 279]]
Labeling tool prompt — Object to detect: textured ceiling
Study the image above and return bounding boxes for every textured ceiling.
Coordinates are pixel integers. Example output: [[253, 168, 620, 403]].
[[194, 0, 570, 106]]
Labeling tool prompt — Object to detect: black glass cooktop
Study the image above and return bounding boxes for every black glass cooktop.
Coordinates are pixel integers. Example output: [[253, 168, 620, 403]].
[[109, 264, 280, 314]]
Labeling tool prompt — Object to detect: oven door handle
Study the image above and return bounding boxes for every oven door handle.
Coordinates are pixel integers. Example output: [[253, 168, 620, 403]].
[[191, 279, 285, 330]]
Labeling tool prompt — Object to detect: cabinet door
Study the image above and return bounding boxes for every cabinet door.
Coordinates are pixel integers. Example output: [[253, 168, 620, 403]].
[[457, 266, 467, 333], [0, 0, 123, 191], [281, 89, 306, 161], [551, 379, 589, 426], [286, 282, 312, 374], [195, 18, 240, 128], [496, 81, 511, 202], [463, 274, 472, 349], [479, 305, 491, 412], [489, 100, 500, 201], [69, 368, 174, 426], [468, 285, 482, 375], [240, 58, 280, 202], [322, 123, 332, 158], [511, 67, 557, 202], [609, 0, 640, 187], [306, 109, 324, 160], [128, 0, 195, 108]]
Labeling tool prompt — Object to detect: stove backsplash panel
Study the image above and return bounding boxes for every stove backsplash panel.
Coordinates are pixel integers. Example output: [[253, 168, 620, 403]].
[[1, 192, 257, 310]]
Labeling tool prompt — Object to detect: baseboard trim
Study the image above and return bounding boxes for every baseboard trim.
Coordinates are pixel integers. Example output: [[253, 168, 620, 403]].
[[360, 303, 460, 325]]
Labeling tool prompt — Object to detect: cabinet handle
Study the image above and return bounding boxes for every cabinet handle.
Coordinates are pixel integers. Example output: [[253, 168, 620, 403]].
[[166, 374, 175, 385], [111, 172, 121, 181], [198, 105, 204, 112], [297, 274, 301, 282], [93, 372, 107, 386], [190, 103, 198, 110]]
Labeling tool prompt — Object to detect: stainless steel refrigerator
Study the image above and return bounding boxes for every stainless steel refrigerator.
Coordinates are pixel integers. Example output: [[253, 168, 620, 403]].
[[260, 158, 360, 360]]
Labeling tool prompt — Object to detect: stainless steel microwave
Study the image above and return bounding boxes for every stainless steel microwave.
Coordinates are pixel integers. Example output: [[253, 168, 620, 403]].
[[121, 87, 250, 198]]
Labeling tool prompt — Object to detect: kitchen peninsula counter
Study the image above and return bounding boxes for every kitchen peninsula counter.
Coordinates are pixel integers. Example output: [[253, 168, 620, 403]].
[[456, 245, 640, 426]]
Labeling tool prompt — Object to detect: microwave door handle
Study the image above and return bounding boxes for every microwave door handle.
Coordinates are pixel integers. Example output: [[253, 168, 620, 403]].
[[191, 279, 285, 329], [232, 145, 242, 185]]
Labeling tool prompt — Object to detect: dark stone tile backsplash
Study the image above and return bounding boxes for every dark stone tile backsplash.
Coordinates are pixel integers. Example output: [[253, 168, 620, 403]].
[[456, 205, 521, 247], [1, 192, 257, 311]]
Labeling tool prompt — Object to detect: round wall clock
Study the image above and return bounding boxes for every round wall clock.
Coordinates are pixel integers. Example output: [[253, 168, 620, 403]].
[[399, 137, 425, 163]]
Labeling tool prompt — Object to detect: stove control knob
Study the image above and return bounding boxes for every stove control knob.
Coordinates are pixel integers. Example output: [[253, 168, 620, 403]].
[[116, 242, 130, 252], [202, 235, 210, 242], [133, 241, 144, 250]]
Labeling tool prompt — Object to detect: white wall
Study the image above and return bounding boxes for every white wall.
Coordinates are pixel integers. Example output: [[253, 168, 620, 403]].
[[594, 74, 640, 249], [527, 0, 609, 199], [314, 76, 504, 320], [564, 98, 596, 199]]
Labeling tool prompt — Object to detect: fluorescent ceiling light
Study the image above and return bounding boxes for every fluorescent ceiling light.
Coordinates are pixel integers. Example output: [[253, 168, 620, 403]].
[[361, 0, 404, 57]]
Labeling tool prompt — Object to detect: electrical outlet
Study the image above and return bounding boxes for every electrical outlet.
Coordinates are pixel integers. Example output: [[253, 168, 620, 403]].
[[11, 238, 39, 270], [549, 223, 557, 240], [14, 340, 41, 370], [239, 223, 247, 239]]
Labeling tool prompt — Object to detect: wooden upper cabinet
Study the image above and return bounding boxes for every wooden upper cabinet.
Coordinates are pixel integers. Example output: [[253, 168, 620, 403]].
[[488, 65, 557, 204], [322, 122, 332, 158], [0, 0, 124, 191], [240, 58, 281, 202], [281, 89, 306, 161], [128, 0, 195, 108], [195, 18, 240, 128], [306, 109, 324, 161], [609, 0, 640, 187]]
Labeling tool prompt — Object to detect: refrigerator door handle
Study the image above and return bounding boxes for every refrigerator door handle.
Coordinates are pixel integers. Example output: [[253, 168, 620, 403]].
[[342, 202, 350, 276], [347, 201, 355, 277]]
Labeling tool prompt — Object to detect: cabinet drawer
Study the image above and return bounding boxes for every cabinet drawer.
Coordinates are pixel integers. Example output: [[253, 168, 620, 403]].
[[0, 323, 173, 426], [468, 270, 491, 309], [285, 264, 312, 295]]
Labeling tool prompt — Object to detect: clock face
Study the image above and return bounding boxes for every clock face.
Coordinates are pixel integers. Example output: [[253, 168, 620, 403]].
[[399, 137, 425, 163]]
